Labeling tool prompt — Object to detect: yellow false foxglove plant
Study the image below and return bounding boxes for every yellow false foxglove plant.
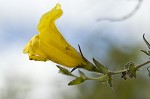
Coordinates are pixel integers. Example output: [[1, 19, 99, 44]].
[[23, 3, 87, 67], [23, 3, 99, 72], [24, 3, 150, 86]]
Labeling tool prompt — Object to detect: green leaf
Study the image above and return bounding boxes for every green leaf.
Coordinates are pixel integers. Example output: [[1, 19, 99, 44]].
[[143, 34, 150, 49], [57, 65, 74, 76], [78, 70, 86, 78], [68, 77, 85, 85], [93, 58, 109, 74]]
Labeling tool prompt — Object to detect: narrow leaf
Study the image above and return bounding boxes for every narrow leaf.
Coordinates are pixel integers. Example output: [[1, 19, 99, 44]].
[[78, 70, 86, 78], [57, 65, 73, 76], [93, 58, 109, 74], [68, 77, 85, 85]]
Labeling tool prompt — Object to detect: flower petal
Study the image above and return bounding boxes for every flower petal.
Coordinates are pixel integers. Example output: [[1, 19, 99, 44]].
[[23, 34, 47, 61], [24, 3, 87, 67]]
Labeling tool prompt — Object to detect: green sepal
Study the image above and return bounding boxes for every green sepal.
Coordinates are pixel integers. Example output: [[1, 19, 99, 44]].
[[128, 64, 137, 78], [77, 45, 100, 72], [57, 65, 74, 77], [124, 62, 137, 78], [121, 62, 137, 79], [93, 58, 109, 74], [68, 77, 85, 85], [78, 70, 86, 79]]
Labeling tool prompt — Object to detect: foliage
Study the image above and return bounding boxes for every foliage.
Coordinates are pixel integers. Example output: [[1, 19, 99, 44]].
[[57, 34, 150, 87]]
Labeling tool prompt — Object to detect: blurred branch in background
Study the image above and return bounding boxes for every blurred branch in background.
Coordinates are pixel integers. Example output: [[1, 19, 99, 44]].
[[96, 0, 143, 22]]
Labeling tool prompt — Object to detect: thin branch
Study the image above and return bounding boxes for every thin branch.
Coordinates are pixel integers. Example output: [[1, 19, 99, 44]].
[[110, 69, 128, 75], [110, 60, 150, 75], [136, 60, 150, 69], [96, 0, 143, 22]]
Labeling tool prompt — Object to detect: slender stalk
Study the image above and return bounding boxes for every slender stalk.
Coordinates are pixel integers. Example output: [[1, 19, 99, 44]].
[[110, 69, 128, 75], [135, 60, 150, 70], [85, 74, 108, 81], [110, 60, 150, 75]]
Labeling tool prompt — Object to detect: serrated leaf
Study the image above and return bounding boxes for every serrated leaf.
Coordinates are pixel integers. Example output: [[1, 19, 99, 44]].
[[143, 34, 150, 49], [78, 70, 86, 78], [57, 65, 73, 76], [68, 77, 85, 85], [93, 58, 109, 74]]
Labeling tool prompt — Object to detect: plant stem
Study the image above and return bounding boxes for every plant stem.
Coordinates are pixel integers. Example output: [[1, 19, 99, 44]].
[[135, 60, 150, 70], [110, 69, 128, 75], [110, 60, 150, 75], [85, 74, 108, 81]]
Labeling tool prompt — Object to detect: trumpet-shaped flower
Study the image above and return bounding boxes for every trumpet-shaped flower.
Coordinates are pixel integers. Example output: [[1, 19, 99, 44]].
[[23, 3, 87, 67]]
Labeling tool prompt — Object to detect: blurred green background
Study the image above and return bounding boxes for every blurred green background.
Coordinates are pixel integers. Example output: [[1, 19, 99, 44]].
[[0, 0, 150, 99]]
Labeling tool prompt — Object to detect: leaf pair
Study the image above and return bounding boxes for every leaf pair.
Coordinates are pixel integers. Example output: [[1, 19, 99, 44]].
[[93, 58, 112, 87], [57, 64, 112, 86], [68, 70, 86, 85], [57, 65, 87, 85]]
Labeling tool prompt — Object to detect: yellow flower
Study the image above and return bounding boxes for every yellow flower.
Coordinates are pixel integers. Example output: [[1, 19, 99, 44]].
[[23, 3, 87, 68]]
